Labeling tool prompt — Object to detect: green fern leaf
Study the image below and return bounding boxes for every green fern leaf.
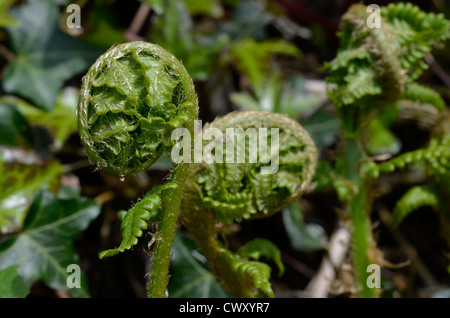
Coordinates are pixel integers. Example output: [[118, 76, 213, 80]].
[[232, 260, 274, 298], [237, 238, 285, 276], [379, 134, 450, 178], [99, 182, 177, 258], [92, 58, 143, 102], [134, 53, 180, 107], [392, 185, 440, 227], [404, 82, 445, 111]]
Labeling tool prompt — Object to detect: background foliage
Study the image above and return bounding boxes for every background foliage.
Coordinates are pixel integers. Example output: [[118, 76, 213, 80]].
[[0, 0, 449, 298]]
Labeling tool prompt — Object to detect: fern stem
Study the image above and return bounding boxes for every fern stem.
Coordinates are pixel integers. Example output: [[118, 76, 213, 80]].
[[147, 162, 191, 298], [147, 91, 198, 298], [343, 136, 378, 298]]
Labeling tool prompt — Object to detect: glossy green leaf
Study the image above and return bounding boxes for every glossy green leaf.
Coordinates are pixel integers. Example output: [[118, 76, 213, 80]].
[[2, 0, 101, 110], [5, 87, 79, 149], [282, 202, 327, 252], [0, 102, 34, 148], [303, 109, 340, 150], [168, 232, 229, 298], [0, 188, 100, 297], [0, 265, 29, 298], [0, 159, 62, 234], [218, 0, 271, 40]]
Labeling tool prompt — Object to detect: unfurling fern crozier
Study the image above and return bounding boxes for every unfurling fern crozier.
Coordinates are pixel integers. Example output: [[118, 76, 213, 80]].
[[78, 41, 198, 175], [180, 111, 318, 297]]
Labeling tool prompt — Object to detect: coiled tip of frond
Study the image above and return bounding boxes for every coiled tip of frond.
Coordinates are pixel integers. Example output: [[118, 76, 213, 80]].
[[78, 41, 198, 175], [194, 111, 317, 223]]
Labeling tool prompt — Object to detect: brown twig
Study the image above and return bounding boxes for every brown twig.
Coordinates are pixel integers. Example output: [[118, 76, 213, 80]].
[[126, 2, 152, 42], [305, 224, 351, 297]]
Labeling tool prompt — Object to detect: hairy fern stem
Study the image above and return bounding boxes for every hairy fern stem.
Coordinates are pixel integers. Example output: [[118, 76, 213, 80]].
[[343, 135, 378, 298]]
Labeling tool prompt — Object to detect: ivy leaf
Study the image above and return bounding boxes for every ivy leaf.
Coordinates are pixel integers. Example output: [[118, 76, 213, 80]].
[[2, 0, 101, 110], [5, 87, 80, 149], [0, 265, 29, 298], [168, 232, 230, 298], [0, 102, 34, 148], [0, 188, 101, 297], [303, 109, 340, 150], [0, 159, 62, 234], [282, 202, 327, 252]]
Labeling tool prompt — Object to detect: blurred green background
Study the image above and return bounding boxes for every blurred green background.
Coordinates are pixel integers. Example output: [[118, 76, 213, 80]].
[[0, 0, 449, 298]]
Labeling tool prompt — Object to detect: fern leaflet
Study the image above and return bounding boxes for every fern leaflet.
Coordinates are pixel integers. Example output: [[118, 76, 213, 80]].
[[237, 238, 285, 276], [99, 182, 177, 259], [392, 185, 440, 227]]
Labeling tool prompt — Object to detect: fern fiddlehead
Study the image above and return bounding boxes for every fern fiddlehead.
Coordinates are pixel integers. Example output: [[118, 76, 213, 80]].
[[77, 41, 198, 297], [327, 3, 449, 131], [325, 3, 450, 297], [180, 111, 317, 297], [78, 41, 197, 175]]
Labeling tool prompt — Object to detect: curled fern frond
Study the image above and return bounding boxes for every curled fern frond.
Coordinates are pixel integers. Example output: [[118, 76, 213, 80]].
[[195, 111, 317, 223], [392, 185, 440, 227], [326, 3, 450, 110], [78, 41, 197, 175], [326, 4, 404, 108]]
